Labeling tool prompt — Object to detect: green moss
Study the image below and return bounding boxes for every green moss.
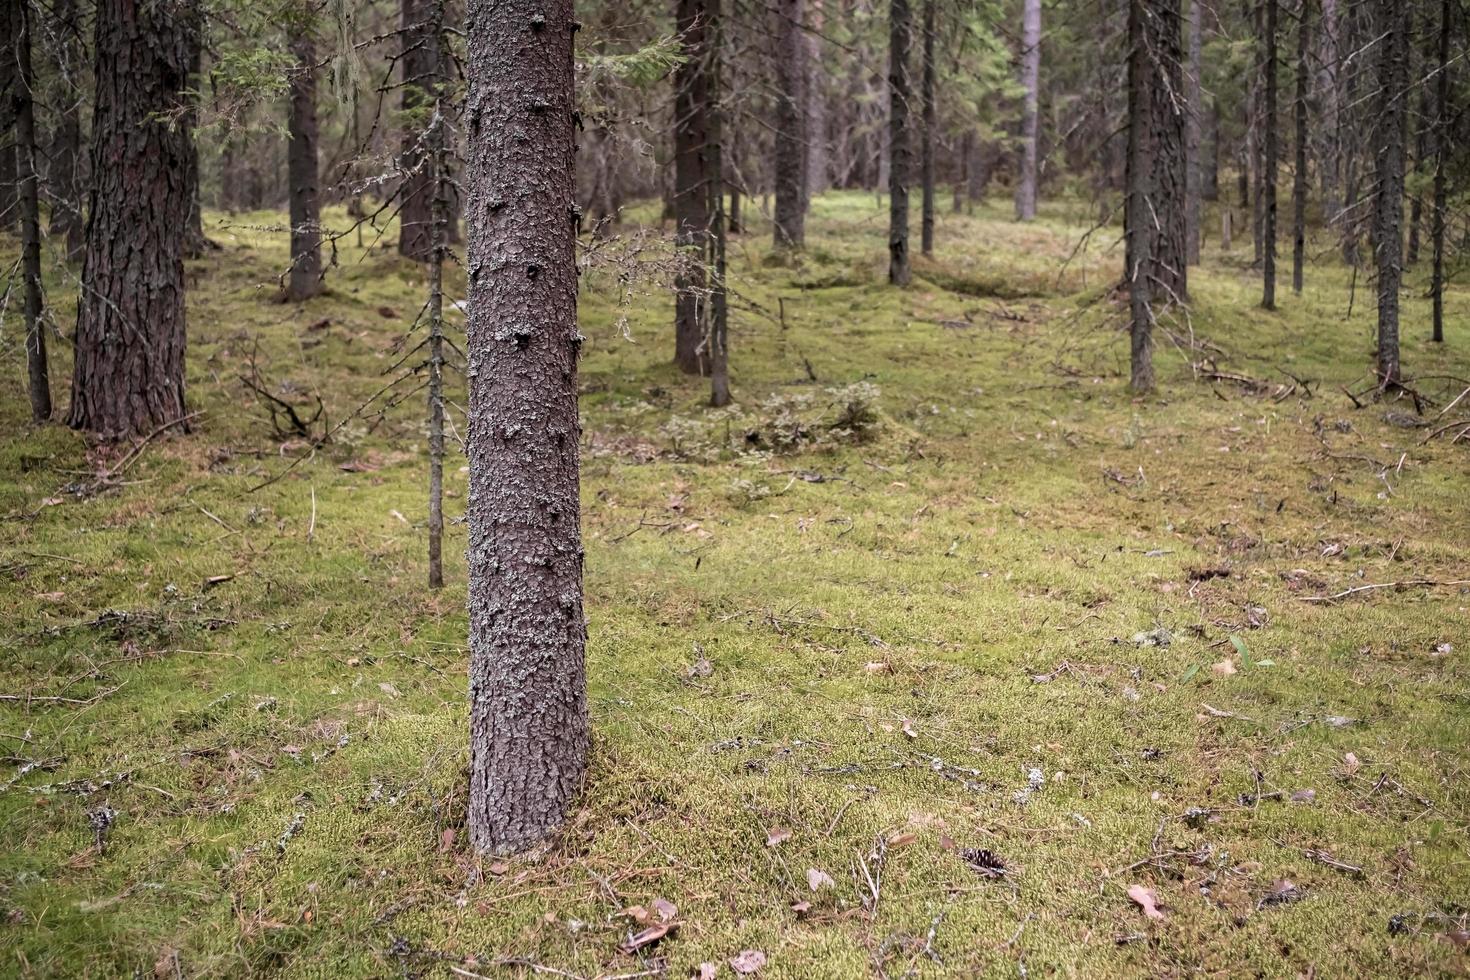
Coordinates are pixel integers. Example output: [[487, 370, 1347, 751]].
[[1, 192, 1467, 977]]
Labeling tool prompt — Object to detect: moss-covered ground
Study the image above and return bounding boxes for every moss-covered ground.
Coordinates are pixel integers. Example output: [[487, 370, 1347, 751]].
[[2, 192, 1468, 978]]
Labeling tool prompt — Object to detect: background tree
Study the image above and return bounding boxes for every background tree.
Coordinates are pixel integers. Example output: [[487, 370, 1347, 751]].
[[920, 0, 936, 254], [1261, 0, 1278, 309], [1291, 0, 1309, 294], [1015, 0, 1041, 221], [285, 12, 323, 301], [10, 0, 51, 421], [1371, 0, 1408, 384], [673, 0, 713, 372], [888, 0, 911, 285], [772, 0, 807, 249]]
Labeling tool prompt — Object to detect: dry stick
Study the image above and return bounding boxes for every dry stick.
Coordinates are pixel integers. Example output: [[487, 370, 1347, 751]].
[[307, 485, 317, 543], [0, 684, 122, 707], [102, 410, 206, 480], [1301, 579, 1470, 603]]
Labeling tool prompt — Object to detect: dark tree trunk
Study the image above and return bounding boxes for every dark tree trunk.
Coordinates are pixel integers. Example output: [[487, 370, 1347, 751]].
[[286, 30, 323, 301], [1185, 0, 1202, 264], [0, 38, 14, 232], [426, 78, 449, 589], [1262, 0, 1278, 309], [68, 0, 192, 440], [888, 0, 911, 286], [708, 0, 730, 407], [920, 0, 935, 254], [398, 0, 437, 262], [1126, 0, 1155, 392], [1291, 0, 1310, 294], [1429, 0, 1449, 341], [1154, 0, 1187, 303], [1015, 0, 1041, 220], [182, 14, 211, 260], [673, 0, 712, 373], [463, 0, 587, 856], [1316, 0, 1340, 227], [47, 0, 86, 261], [729, 184, 741, 233], [772, 0, 806, 248], [1338, 0, 1361, 263], [1372, 0, 1408, 384], [11, 0, 51, 421], [805, 0, 828, 203]]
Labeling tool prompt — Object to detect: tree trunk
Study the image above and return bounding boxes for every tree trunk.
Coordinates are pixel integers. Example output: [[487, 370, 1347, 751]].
[[1429, 0, 1449, 342], [955, 129, 971, 213], [463, 0, 587, 856], [1291, 0, 1310, 294], [12, 0, 51, 421], [920, 0, 935, 254], [1372, 0, 1408, 384], [286, 29, 323, 301], [426, 71, 449, 589], [0, 39, 14, 232], [1015, 0, 1041, 220], [1154, 0, 1187, 303], [398, 0, 437, 262], [182, 14, 211, 260], [46, 0, 86, 261], [1337, 0, 1360, 264], [1405, 58, 1429, 266], [772, 0, 806, 249], [1316, 0, 1340, 229], [1126, 0, 1155, 392], [708, 0, 731, 407], [888, 0, 911, 285], [673, 0, 712, 373], [1203, 96, 1220, 201], [805, 0, 829, 203], [1261, 0, 1278, 309], [1184, 0, 1202, 264], [68, 0, 192, 440]]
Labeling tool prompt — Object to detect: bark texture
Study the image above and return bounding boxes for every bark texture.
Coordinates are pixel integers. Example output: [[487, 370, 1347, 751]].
[[464, 0, 587, 856], [887, 0, 911, 286], [1015, 0, 1041, 221], [67, 0, 192, 440], [1184, 0, 1202, 264], [47, 0, 86, 261], [398, 0, 439, 262], [11, 0, 51, 420], [804, 0, 828, 202], [1429, 0, 1449, 342], [1126, 0, 1155, 392], [1262, 0, 1278, 309], [1291, 0, 1309, 294], [286, 30, 323, 301], [1371, 0, 1408, 384], [772, 0, 806, 249], [673, 0, 712, 373], [919, 0, 935, 254]]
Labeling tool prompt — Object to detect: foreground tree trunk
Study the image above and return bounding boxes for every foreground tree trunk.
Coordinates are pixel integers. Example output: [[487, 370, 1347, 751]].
[[772, 0, 806, 249], [1015, 0, 1041, 221], [1261, 0, 1278, 309], [888, 0, 911, 285], [673, 0, 712, 373], [1291, 0, 1310, 294], [1372, 0, 1408, 384], [398, 0, 437, 262], [1429, 0, 1449, 342], [286, 28, 323, 301], [1126, 0, 1155, 392], [68, 0, 192, 439], [464, 0, 587, 856], [11, 0, 51, 420], [920, 0, 936, 254]]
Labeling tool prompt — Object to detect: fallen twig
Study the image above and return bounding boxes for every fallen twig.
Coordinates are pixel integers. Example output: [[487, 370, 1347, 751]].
[[1300, 579, 1470, 603]]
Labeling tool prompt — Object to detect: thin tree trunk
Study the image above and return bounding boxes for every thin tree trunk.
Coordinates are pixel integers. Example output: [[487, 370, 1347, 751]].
[[1251, 2, 1263, 267], [182, 13, 211, 260], [708, 0, 731, 407], [286, 28, 323, 301], [1338, 0, 1361, 264], [888, 0, 911, 285], [12, 0, 51, 421], [1406, 62, 1429, 265], [1317, 0, 1340, 229], [1203, 96, 1220, 201], [920, 0, 935, 254], [1185, 0, 1202, 264], [1262, 0, 1278, 309], [773, 0, 806, 249], [1291, 0, 1310, 294], [1429, 0, 1449, 342], [68, 0, 192, 439], [1154, 0, 1188, 303], [1372, 0, 1408, 385], [805, 0, 829, 203], [398, 0, 437, 262], [464, 0, 586, 856], [955, 129, 971, 213], [1015, 0, 1041, 220], [673, 0, 712, 373], [0, 35, 15, 232], [426, 85, 447, 589], [47, 0, 85, 261], [1126, 0, 1155, 392]]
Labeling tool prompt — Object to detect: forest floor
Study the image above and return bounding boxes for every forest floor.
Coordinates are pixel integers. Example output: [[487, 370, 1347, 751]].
[[2, 192, 1469, 978]]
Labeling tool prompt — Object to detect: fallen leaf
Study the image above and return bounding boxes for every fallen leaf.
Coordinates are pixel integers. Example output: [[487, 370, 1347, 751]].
[[487, 860, 510, 876], [886, 831, 918, 848], [620, 905, 652, 925], [378, 682, 401, 697], [766, 827, 792, 848], [34, 591, 66, 601], [863, 661, 891, 674], [695, 965, 719, 980], [729, 950, 767, 974], [1211, 659, 1237, 677], [618, 921, 676, 954], [901, 719, 918, 739], [1127, 883, 1166, 920], [439, 828, 455, 852], [806, 867, 835, 891], [652, 897, 678, 922], [377, 306, 399, 319], [1342, 752, 1362, 776], [687, 657, 713, 679]]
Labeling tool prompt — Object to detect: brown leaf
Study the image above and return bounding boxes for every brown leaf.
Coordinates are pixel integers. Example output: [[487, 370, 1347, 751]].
[[620, 904, 652, 925], [1127, 883, 1166, 920], [1211, 659, 1237, 677], [438, 828, 455, 852], [806, 867, 835, 891], [487, 860, 510, 876], [694, 965, 720, 980], [863, 661, 891, 674], [901, 719, 918, 739], [766, 826, 792, 847], [618, 920, 677, 955], [652, 897, 678, 922], [790, 900, 813, 918], [1342, 752, 1362, 776], [729, 949, 767, 974], [886, 831, 918, 848]]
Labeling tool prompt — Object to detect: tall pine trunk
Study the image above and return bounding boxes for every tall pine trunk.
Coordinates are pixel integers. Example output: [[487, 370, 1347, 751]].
[[708, 0, 731, 407], [1372, 0, 1408, 385], [286, 28, 323, 301], [1126, 0, 1155, 392], [47, 0, 86, 261], [1261, 0, 1278, 309], [1291, 0, 1310, 294], [11, 0, 51, 420], [673, 0, 712, 373], [887, 0, 911, 285], [773, 0, 806, 249], [805, 0, 829, 203], [182, 14, 211, 260], [1429, 0, 1449, 342], [1185, 0, 1202, 264], [1015, 0, 1041, 220], [920, 0, 936, 254], [398, 0, 437, 262], [464, 0, 587, 856], [68, 0, 192, 439]]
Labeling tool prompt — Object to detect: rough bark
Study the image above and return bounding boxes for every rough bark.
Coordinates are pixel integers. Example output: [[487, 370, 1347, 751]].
[[1185, 0, 1202, 264], [67, 0, 192, 440], [286, 30, 323, 301], [426, 91, 448, 589], [1291, 0, 1310, 294], [1372, 0, 1408, 384], [1337, 0, 1361, 264], [1316, 0, 1340, 229], [1429, 0, 1449, 341], [920, 0, 936, 254], [12, 0, 51, 421], [1153, 0, 1187, 303], [772, 0, 806, 249], [463, 0, 587, 856], [46, 0, 86, 261], [1262, 0, 1278, 309], [888, 0, 911, 286], [0, 39, 14, 232], [673, 0, 712, 373], [398, 0, 438, 262], [1015, 0, 1041, 220], [182, 14, 210, 260], [707, 0, 731, 407], [805, 0, 829, 202], [1126, 0, 1155, 392]]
